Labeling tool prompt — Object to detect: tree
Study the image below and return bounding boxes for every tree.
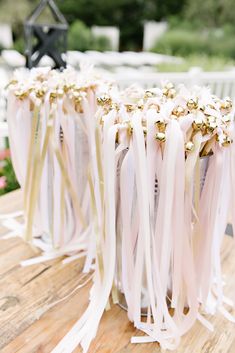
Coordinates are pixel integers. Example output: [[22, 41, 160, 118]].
[[183, 0, 235, 28], [57, 0, 186, 50]]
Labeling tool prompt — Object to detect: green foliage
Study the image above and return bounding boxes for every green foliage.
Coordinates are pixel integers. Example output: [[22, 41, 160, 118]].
[[151, 27, 235, 59], [58, 0, 186, 50], [68, 20, 111, 52], [13, 37, 25, 54], [91, 35, 111, 52], [152, 29, 208, 57], [0, 158, 20, 196], [167, 15, 203, 31], [183, 0, 235, 28], [68, 20, 93, 51], [57, 0, 185, 24]]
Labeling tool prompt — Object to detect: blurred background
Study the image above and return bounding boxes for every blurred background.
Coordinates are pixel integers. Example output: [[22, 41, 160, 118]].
[[0, 0, 235, 71], [0, 0, 235, 195]]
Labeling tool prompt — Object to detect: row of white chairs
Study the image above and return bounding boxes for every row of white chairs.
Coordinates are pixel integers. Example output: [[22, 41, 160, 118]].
[[1, 50, 182, 69]]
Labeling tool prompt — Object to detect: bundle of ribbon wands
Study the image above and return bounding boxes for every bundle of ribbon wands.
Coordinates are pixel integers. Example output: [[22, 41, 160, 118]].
[[6, 67, 235, 352]]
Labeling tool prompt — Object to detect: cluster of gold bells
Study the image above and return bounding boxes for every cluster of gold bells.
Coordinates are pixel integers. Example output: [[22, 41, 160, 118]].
[[9, 74, 234, 156], [11, 80, 94, 115], [96, 82, 234, 155]]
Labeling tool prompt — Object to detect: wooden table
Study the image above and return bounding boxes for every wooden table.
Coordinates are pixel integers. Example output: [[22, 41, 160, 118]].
[[0, 190, 235, 353]]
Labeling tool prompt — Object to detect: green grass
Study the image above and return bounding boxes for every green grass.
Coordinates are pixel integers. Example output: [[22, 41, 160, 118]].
[[157, 54, 235, 72]]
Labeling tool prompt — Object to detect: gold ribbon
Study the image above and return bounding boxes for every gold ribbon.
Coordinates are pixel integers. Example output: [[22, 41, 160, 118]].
[[87, 167, 104, 279], [25, 106, 54, 241], [24, 105, 40, 213], [24, 99, 87, 247]]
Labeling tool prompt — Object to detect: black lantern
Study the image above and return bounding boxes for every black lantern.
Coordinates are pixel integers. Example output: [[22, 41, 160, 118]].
[[24, 0, 68, 69]]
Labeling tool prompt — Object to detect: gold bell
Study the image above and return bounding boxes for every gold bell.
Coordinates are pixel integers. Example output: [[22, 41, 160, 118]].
[[73, 91, 82, 103], [137, 99, 144, 110], [162, 88, 168, 96], [49, 91, 57, 103], [173, 105, 185, 117], [192, 117, 203, 131], [96, 96, 102, 105], [207, 103, 216, 110], [207, 115, 216, 123], [199, 105, 205, 112], [221, 97, 233, 111], [35, 88, 46, 99], [162, 83, 176, 99], [144, 90, 155, 98], [149, 103, 160, 111], [155, 132, 166, 142], [155, 118, 165, 132], [185, 141, 194, 152], [167, 88, 176, 99], [206, 121, 217, 134], [126, 104, 135, 112], [222, 135, 233, 147], [123, 120, 133, 135], [110, 103, 119, 111], [63, 85, 69, 93], [165, 82, 174, 90], [97, 94, 111, 106], [143, 127, 147, 136], [187, 98, 198, 110], [15, 90, 28, 100], [201, 123, 208, 135]]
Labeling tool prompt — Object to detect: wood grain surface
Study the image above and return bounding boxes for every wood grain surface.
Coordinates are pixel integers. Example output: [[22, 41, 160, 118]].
[[0, 190, 235, 353]]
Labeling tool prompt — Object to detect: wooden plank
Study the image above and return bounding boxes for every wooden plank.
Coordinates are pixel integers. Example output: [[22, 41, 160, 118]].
[[0, 189, 23, 214], [0, 190, 235, 353]]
